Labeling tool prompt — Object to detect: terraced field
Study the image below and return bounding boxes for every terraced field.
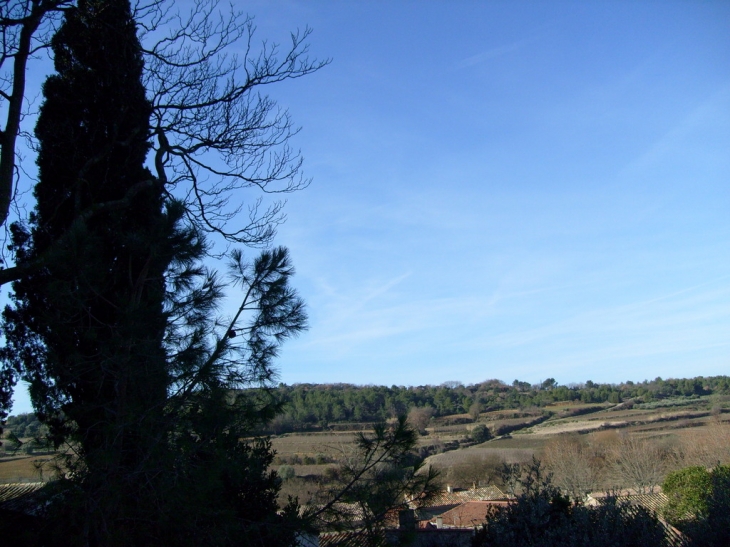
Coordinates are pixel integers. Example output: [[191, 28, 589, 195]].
[[2, 397, 728, 487]]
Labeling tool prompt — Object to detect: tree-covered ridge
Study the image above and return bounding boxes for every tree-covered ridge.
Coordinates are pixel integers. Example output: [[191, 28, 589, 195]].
[[7, 375, 727, 434], [266, 376, 730, 429]]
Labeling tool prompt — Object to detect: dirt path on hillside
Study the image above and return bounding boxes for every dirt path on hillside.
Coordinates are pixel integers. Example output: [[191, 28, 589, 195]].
[[527, 420, 626, 435]]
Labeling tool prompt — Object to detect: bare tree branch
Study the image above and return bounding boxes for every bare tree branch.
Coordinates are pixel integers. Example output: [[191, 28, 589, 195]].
[[140, 0, 329, 247], [0, 0, 328, 286], [0, 1, 71, 232]]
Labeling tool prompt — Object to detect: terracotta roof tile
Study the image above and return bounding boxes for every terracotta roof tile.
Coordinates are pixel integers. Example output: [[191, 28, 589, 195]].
[[433, 500, 510, 528], [0, 482, 46, 514], [586, 490, 686, 547], [318, 530, 387, 547]]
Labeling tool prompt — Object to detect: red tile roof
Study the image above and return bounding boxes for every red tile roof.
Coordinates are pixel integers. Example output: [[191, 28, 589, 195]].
[[434, 500, 510, 528], [0, 482, 45, 513], [318, 530, 387, 547]]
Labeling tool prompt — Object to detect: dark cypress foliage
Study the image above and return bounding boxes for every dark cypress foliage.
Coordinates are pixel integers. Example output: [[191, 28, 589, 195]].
[[0, 2, 310, 544], [1, 0, 180, 542], [11, 0, 169, 450]]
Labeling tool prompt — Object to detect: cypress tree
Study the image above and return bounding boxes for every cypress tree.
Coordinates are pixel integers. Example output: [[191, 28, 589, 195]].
[[2, 0, 180, 542], [1, 1, 307, 544], [1, 0, 306, 545]]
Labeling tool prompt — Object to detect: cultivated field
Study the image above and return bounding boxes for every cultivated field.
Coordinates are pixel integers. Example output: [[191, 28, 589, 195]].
[[0, 455, 54, 483], [3, 396, 728, 492]]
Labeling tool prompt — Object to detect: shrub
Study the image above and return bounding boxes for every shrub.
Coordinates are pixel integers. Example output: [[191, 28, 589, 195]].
[[278, 465, 296, 481], [471, 424, 492, 444], [663, 465, 730, 547], [473, 459, 670, 547]]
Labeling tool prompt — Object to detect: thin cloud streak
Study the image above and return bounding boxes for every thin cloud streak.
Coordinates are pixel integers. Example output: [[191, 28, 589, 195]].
[[471, 282, 730, 351], [620, 82, 730, 177], [456, 35, 542, 69]]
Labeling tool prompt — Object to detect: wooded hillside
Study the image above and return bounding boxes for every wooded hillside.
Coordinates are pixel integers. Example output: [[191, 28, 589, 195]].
[[261, 375, 730, 431]]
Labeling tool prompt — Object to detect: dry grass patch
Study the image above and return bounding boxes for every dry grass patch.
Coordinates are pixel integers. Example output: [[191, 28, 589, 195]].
[[428, 423, 470, 436], [530, 420, 608, 435], [425, 445, 535, 470], [487, 435, 550, 451], [0, 455, 53, 482], [270, 432, 358, 459]]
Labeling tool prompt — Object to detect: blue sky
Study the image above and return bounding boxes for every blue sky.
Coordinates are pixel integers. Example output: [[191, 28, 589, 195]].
[[8, 1, 730, 413], [253, 1, 730, 388]]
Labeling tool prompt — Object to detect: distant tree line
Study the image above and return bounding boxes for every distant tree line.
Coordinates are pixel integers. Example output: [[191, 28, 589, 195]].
[[7, 375, 728, 435], [2, 412, 42, 438], [259, 375, 730, 431]]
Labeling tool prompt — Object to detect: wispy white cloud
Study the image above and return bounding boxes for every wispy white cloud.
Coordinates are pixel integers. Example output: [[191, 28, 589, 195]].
[[620, 81, 730, 177], [456, 35, 542, 70], [281, 264, 730, 384], [470, 278, 730, 356]]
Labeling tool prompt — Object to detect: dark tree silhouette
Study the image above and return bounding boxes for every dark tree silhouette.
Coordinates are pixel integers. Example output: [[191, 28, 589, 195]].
[[0, 1, 308, 544], [473, 459, 670, 547]]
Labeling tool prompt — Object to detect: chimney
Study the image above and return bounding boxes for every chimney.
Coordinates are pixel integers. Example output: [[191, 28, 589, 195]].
[[446, 485, 453, 493], [436, 516, 443, 529]]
